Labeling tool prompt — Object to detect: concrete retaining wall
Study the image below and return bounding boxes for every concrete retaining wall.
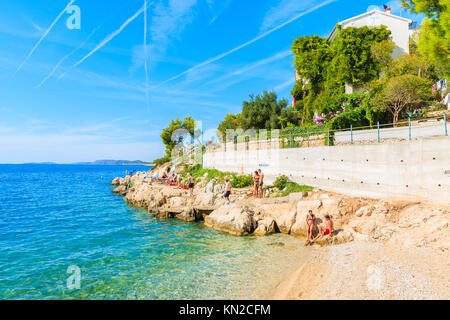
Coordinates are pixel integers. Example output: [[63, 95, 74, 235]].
[[203, 136, 450, 205]]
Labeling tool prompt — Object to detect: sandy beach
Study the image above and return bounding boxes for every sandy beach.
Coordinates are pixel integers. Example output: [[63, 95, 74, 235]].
[[272, 241, 450, 300]]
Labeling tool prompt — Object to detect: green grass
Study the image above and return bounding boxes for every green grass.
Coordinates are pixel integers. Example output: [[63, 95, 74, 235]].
[[179, 165, 313, 193], [268, 175, 313, 197], [278, 182, 313, 197], [182, 164, 253, 188]]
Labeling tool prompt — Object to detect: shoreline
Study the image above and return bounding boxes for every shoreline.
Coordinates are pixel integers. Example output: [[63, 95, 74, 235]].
[[272, 241, 450, 299], [111, 164, 450, 300]]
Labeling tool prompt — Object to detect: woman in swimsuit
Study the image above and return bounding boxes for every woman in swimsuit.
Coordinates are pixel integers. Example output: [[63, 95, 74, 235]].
[[253, 171, 260, 198], [313, 215, 334, 242], [306, 210, 316, 242], [257, 169, 264, 199]]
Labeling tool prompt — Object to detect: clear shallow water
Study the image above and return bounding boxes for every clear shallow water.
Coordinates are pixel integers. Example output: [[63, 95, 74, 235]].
[[0, 164, 308, 300]]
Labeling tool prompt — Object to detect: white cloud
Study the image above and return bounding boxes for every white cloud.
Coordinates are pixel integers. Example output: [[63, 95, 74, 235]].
[[68, 2, 151, 72], [155, 0, 336, 87], [13, 0, 75, 77], [206, 0, 232, 24], [131, 0, 198, 71], [260, 0, 317, 32], [273, 78, 295, 92], [203, 50, 292, 89], [37, 23, 104, 88]]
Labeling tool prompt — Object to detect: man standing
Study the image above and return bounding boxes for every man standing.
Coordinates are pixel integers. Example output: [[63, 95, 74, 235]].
[[188, 174, 195, 197], [224, 179, 232, 205]]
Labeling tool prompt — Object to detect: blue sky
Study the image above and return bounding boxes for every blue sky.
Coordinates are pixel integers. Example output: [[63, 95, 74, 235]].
[[0, 0, 423, 163]]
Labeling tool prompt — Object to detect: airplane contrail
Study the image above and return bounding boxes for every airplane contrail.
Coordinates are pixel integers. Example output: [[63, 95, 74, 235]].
[[144, 0, 150, 111], [36, 24, 103, 88], [68, 2, 152, 71], [154, 0, 337, 88], [13, 0, 75, 77]]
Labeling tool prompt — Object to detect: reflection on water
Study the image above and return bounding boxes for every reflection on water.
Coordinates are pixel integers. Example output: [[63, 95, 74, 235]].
[[0, 165, 308, 299]]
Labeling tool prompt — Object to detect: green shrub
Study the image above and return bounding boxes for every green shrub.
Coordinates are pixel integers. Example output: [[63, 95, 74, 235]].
[[327, 107, 371, 130], [153, 155, 170, 166], [231, 174, 253, 188], [188, 164, 232, 183], [404, 109, 425, 119], [273, 175, 289, 189], [279, 182, 313, 197]]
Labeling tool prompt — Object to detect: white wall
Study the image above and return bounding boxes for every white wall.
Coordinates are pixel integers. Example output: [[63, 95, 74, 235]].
[[203, 137, 450, 205], [340, 10, 411, 55]]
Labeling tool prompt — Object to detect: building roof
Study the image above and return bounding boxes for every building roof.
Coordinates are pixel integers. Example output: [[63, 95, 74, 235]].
[[328, 9, 413, 43]]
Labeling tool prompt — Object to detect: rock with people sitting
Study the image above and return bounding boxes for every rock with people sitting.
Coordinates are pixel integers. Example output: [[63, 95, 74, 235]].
[[109, 164, 448, 250]]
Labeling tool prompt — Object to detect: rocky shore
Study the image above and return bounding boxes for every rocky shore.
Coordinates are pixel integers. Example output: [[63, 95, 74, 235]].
[[111, 164, 449, 299]]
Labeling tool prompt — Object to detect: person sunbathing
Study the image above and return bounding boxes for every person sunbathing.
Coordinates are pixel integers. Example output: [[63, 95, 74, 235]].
[[150, 173, 159, 183], [312, 215, 334, 242]]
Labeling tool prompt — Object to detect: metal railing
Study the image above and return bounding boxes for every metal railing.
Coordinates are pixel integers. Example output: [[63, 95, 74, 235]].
[[206, 112, 448, 152]]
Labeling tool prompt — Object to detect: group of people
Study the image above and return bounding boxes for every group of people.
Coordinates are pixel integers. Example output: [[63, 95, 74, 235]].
[[145, 171, 196, 196], [305, 210, 334, 244], [125, 170, 136, 177], [252, 169, 264, 198]]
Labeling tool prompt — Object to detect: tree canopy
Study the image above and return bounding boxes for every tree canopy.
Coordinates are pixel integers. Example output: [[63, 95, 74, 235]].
[[217, 113, 242, 139], [240, 91, 288, 130], [402, 0, 450, 77], [371, 75, 434, 125], [291, 25, 392, 124], [217, 91, 289, 136], [157, 117, 195, 161]]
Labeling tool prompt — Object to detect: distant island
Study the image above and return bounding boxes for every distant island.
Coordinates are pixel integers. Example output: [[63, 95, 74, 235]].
[[20, 160, 154, 166], [73, 160, 154, 166]]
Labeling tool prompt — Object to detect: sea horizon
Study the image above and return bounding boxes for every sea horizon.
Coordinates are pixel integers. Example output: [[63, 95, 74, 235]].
[[0, 164, 308, 299]]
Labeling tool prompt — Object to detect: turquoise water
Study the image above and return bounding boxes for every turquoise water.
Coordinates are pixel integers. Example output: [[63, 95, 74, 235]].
[[0, 164, 308, 300]]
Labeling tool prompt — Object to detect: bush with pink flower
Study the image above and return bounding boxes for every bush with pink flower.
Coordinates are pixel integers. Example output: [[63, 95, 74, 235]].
[[313, 116, 324, 124]]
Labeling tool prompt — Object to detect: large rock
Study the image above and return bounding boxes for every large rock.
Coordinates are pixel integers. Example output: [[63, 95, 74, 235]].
[[313, 228, 354, 246], [260, 203, 297, 234], [194, 192, 215, 206], [204, 181, 215, 193], [112, 185, 127, 195], [319, 198, 341, 218], [176, 208, 202, 222], [355, 205, 375, 217], [254, 217, 277, 236], [110, 177, 121, 186], [147, 190, 167, 215], [161, 187, 186, 198], [124, 184, 155, 207], [169, 196, 188, 208], [214, 184, 224, 194], [204, 204, 256, 236]]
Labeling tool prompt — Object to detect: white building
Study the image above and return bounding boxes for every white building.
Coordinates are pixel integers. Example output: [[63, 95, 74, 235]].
[[328, 9, 414, 93], [328, 9, 414, 57], [294, 9, 416, 93]]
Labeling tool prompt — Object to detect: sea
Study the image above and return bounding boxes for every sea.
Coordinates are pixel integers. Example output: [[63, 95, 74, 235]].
[[0, 164, 308, 300]]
